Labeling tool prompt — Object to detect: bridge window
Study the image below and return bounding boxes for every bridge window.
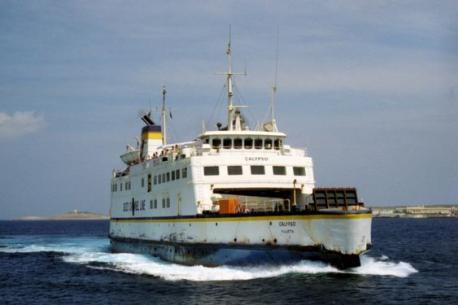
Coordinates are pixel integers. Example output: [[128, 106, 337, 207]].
[[141, 177, 145, 188], [172, 170, 176, 181], [274, 139, 281, 150], [182, 167, 188, 178], [234, 138, 242, 149], [228, 165, 243, 175], [212, 138, 221, 149], [244, 138, 253, 149], [166, 172, 170, 182], [254, 139, 263, 149], [293, 167, 306, 176], [158, 175, 162, 184], [204, 166, 219, 176], [264, 139, 272, 149], [273, 166, 286, 175], [251, 165, 265, 175], [223, 138, 232, 149], [162, 173, 166, 183]]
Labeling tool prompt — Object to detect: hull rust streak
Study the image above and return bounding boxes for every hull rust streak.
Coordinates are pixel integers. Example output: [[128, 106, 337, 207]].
[[110, 234, 364, 269], [109, 212, 371, 269]]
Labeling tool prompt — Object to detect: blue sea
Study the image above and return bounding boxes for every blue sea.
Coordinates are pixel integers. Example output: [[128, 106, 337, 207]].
[[0, 218, 457, 305]]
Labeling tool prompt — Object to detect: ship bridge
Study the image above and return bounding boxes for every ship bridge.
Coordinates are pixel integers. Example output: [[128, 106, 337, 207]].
[[199, 130, 286, 151], [192, 128, 314, 213]]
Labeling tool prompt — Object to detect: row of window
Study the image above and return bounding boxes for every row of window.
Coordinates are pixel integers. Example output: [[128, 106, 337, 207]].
[[149, 167, 188, 191], [149, 198, 171, 209], [203, 165, 306, 176], [112, 182, 131, 192], [123, 199, 146, 211], [204, 137, 283, 150], [113, 167, 188, 193]]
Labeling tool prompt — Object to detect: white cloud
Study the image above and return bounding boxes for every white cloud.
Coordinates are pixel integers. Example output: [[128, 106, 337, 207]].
[[0, 112, 45, 139]]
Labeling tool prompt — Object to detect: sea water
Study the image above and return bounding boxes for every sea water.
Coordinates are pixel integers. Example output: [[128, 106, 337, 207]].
[[0, 218, 456, 305]]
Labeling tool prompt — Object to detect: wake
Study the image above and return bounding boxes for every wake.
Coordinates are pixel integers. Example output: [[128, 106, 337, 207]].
[[0, 236, 418, 281]]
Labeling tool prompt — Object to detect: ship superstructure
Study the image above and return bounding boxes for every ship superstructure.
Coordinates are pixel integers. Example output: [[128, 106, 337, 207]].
[[109, 36, 372, 269]]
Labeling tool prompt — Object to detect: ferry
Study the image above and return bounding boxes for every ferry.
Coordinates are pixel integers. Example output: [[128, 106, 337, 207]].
[[109, 35, 372, 269]]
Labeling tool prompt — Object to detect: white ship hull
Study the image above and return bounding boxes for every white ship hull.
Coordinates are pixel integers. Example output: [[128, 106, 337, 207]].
[[109, 211, 372, 269]]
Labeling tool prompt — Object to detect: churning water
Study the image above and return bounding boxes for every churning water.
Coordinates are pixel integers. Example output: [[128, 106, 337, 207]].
[[0, 219, 456, 305]]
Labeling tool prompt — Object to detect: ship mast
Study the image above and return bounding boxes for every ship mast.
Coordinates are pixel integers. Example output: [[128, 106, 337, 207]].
[[226, 26, 234, 130], [270, 26, 280, 132], [225, 26, 245, 131], [161, 85, 167, 145]]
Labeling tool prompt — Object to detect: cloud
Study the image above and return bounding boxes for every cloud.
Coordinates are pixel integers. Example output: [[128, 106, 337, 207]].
[[0, 112, 45, 139]]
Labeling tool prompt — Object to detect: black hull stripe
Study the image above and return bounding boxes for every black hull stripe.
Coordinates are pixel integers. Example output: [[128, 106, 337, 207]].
[[111, 210, 372, 222]]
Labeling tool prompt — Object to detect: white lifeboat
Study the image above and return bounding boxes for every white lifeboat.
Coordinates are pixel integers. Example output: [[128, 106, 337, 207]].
[[120, 145, 140, 165]]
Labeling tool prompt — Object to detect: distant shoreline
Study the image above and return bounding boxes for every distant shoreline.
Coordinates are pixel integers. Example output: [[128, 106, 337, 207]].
[[14, 218, 109, 221], [370, 205, 457, 218], [15, 210, 108, 221]]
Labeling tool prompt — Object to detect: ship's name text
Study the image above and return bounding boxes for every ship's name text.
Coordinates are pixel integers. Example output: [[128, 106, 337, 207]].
[[245, 157, 269, 162], [278, 221, 296, 227]]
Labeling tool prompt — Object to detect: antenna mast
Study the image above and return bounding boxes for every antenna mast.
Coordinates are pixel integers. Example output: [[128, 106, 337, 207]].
[[270, 26, 280, 132], [226, 25, 234, 130], [224, 25, 247, 131], [161, 85, 167, 145]]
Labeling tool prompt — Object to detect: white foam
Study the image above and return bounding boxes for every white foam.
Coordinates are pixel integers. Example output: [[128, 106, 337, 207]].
[[349, 255, 418, 278], [63, 251, 338, 281], [1, 236, 418, 281], [63, 251, 418, 281]]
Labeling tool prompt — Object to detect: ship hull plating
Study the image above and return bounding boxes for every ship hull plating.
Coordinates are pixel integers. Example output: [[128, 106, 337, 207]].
[[109, 212, 371, 269], [110, 236, 363, 269]]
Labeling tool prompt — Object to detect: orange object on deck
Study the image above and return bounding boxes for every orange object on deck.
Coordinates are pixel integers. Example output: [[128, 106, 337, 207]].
[[218, 198, 239, 214]]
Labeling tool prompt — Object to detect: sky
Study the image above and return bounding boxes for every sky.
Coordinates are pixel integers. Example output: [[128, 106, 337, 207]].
[[0, 1, 457, 219]]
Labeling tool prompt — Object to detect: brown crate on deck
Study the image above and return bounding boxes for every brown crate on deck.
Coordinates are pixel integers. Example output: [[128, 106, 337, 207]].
[[219, 198, 239, 214]]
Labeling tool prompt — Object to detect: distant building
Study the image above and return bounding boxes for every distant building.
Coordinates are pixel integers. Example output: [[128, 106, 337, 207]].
[[372, 205, 457, 218]]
